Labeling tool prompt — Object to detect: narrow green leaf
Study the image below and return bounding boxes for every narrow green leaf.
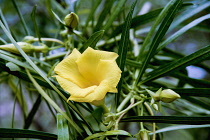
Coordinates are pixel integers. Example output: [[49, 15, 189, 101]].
[[0, 52, 36, 72], [6, 62, 21, 71], [141, 44, 210, 84], [0, 37, 7, 44], [158, 14, 210, 52], [57, 113, 70, 140], [11, 0, 30, 35], [153, 124, 210, 134], [82, 30, 104, 51], [26, 69, 83, 135], [0, 57, 92, 134], [116, 0, 137, 108], [121, 116, 210, 124], [171, 72, 210, 88], [0, 128, 57, 139], [0, 58, 69, 97], [84, 0, 102, 29], [162, 48, 210, 72], [11, 97, 17, 128], [31, 5, 41, 42], [137, 0, 182, 61], [51, 0, 68, 16], [102, 0, 127, 31], [183, 96, 210, 111], [111, 8, 163, 37], [125, 59, 142, 68], [172, 88, 210, 97], [0, 20, 88, 126], [24, 94, 42, 129], [51, 10, 65, 25], [94, 0, 115, 32], [0, 9, 11, 34], [171, 1, 210, 29], [84, 130, 132, 140], [135, 0, 182, 84]]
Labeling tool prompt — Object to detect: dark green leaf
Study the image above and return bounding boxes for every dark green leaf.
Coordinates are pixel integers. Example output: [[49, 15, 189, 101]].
[[171, 72, 210, 88], [102, 0, 127, 31], [135, 0, 183, 84], [183, 96, 210, 111], [172, 88, 210, 97], [31, 5, 41, 42], [81, 30, 104, 51], [57, 113, 70, 140], [170, 1, 210, 29], [110, 8, 163, 37], [141, 44, 210, 84], [0, 58, 69, 98], [0, 9, 11, 34], [0, 128, 57, 139], [84, 0, 102, 29], [84, 130, 132, 140], [51, 10, 65, 25], [116, 0, 137, 108], [94, 0, 115, 32], [158, 14, 210, 52], [24, 94, 42, 129], [11, 0, 30, 35], [6, 62, 21, 71], [121, 116, 210, 124]]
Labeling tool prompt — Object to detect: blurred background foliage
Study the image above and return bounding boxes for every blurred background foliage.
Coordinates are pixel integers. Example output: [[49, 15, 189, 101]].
[[0, 0, 210, 140]]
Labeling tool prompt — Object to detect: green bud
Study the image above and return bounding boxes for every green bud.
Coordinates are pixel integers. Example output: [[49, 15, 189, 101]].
[[23, 36, 35, 43], [152, 103, 158, 111], [160, 89, 180, 103], [138, 130, 150, 140], [64, 12, 79, 29], [0, 42, 49, 54], [153, 88, 162, 102], [0, 42, 33, 54]]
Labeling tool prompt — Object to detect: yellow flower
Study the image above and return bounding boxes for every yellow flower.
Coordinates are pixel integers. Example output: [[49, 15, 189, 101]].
[[54, 47, 121, 105]]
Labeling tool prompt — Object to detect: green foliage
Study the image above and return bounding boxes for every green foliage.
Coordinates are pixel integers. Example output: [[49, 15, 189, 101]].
[[0, 0, 210, 140]]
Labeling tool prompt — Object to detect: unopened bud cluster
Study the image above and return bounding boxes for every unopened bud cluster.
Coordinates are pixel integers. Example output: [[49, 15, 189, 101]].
[[0, 42, 48, 54], [146, 88, 180, 104], [64, 12, 79, 29]]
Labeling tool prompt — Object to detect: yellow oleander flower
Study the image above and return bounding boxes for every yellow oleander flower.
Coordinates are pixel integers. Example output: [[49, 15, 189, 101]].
[[54, 47, 121, 105]]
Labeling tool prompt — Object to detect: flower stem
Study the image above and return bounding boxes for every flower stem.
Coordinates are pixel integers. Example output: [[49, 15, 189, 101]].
[[144, 102, 156, 140], [116, 100, 143, 116], [117, 92, 132, 112], [140, 104, 144, 130], [32, 37, 64, 45], [101, 104, 109, 114], [115, 98, 135, 130], [72, 30, 87, 42]]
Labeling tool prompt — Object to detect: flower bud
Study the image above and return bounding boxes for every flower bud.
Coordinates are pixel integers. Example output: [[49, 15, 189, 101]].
[[152, 103, 158, 111], [138, 130, 150, 140], [0, 42, 33, 54], [153, 88, 162, 102], [0, 42, 49, 54], [64, 12, 79, 29], [23, 36, 35, 43], [159, 89, 180, 103]]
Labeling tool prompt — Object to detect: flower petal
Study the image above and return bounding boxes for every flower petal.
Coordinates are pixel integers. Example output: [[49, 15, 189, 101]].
[[96, 60, 121, 92], [54, 49, 91, 88], [76, 47, 119, 85], [68, 80, 110, 102], [55, 75, 97, 97]]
